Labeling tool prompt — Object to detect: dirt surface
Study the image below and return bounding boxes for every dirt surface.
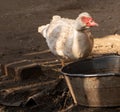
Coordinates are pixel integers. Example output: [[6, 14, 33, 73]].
[[1, 0, 120, 62], [0, 0, 120, 112]]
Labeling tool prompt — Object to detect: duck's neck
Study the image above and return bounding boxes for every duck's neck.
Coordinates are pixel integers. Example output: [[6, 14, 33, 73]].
[[74, 21, 87, 31]]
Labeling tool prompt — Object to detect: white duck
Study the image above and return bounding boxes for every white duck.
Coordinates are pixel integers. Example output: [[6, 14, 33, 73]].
[[38, 12, 98, 64]]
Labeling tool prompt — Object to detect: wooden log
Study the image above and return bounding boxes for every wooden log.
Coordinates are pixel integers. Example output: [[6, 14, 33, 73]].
[[1, 60, 44, 81]]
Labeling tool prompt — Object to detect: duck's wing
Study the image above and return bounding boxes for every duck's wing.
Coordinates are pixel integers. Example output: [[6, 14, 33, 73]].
[[38, 15, 75, 58], [38, 15, 74, 38]]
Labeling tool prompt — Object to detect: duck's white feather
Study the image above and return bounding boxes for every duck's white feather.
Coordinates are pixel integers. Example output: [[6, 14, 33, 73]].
[[38, 14, 93, 59]]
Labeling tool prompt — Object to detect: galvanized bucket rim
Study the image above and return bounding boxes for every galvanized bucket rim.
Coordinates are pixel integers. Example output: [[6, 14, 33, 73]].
[[61, 54, 120, 77]]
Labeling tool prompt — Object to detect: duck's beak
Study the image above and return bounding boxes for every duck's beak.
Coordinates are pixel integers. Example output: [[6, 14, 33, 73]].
[[90, 20, 99, 27]]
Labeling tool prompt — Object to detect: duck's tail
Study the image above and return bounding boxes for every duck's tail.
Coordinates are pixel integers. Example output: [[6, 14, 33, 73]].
[[38, 24, 49, 38], [52, 15, 61, 21], [38, 16, 61, 38]]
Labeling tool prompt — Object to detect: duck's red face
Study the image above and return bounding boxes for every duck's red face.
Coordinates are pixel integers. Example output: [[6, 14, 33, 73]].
[[81, 16, 98, 27]]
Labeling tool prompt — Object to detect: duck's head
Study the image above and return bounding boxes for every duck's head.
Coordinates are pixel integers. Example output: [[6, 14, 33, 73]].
[[76, 12, 98, 30]]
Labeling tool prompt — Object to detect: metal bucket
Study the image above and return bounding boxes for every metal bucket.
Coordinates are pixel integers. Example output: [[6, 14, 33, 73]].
[[61, 55, 120, 107]]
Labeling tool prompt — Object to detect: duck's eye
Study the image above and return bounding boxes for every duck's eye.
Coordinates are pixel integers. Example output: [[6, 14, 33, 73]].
[[89, 19, 93, 23]]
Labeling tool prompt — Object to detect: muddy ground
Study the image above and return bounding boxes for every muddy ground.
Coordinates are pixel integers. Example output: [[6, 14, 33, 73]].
[[0, 0, 120, 112]]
